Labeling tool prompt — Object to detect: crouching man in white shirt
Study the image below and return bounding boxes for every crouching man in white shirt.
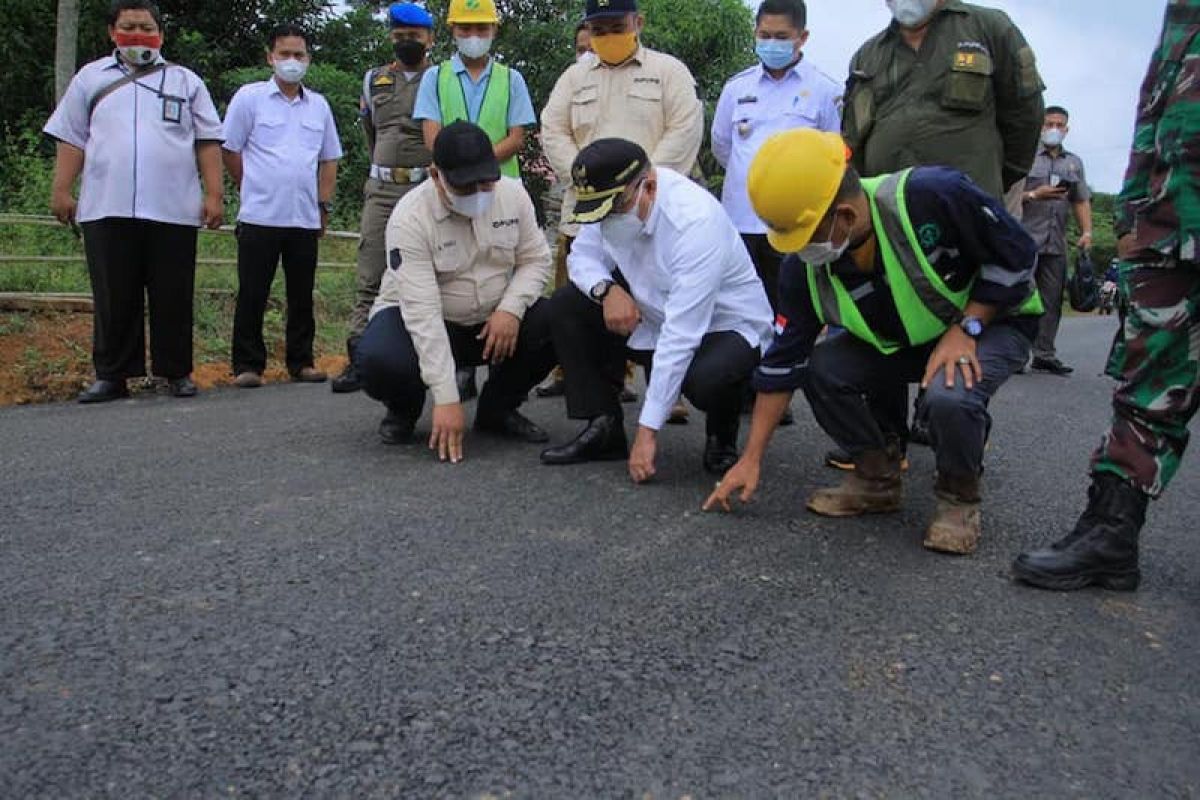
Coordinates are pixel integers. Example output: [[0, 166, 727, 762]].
[[540, 138, 774, 481]]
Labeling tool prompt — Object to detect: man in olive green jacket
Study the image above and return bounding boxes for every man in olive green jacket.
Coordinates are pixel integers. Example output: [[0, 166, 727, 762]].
[[830, 0, 1045, 467]]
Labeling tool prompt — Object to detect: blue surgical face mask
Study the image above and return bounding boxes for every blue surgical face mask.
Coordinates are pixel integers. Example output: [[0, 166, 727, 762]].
[[755, 39, 797, 71]]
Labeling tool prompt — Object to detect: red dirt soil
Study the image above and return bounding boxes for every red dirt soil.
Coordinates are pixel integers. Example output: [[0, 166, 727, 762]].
[[0, 312, 346, 406]]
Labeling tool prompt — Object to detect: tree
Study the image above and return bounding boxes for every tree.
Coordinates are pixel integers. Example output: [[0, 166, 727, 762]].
[[55, 0, 81, 102]]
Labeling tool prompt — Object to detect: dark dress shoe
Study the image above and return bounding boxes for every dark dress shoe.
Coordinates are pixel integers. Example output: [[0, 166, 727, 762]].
[[1031, 356, 1074, 375], [78, 379, 129, 404], [535, 378, 566, 398], [703, 435, 739, 476], [331, 363, 361, 393], [378, 407, 416, 445], [541, 414, 629, 465], [168, 377, 198, 398], [475, 409, 549, 443], [457, 367, 478, 401]]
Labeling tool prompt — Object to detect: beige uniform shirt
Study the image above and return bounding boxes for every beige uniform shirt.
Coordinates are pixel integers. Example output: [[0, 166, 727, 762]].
[[541, 47, 703, 234], [372, 178, 551, 405]]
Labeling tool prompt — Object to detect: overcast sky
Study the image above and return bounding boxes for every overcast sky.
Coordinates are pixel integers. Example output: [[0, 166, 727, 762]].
[[801, 0, 1164, 193], [342, 0, 1164, 193]]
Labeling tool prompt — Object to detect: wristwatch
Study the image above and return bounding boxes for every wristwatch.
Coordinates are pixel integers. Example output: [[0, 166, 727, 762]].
[[318, 200, 334, 214], [589, 279, 614, 302], [958, 315, 984, 339]]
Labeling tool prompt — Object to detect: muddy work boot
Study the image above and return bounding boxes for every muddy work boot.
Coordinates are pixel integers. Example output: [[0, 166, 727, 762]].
[[806, 449, 903, 517], [331, 336, 362, 394], [924, 473, 982, 555], [1012, 473, 1148, 591]]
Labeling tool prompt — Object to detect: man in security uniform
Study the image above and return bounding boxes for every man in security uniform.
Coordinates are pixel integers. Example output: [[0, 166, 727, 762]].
[[704, 129, 1042, 556], [413, 0, 536, 179], [1013, 0, 1200, 591], [355, 122, 554, 462], [831, 0, 1045, 464], [331, 2, 435, 394]]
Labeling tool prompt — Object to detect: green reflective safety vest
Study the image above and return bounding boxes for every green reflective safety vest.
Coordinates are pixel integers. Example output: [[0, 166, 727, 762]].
[[436, 61, 519, 178], [807, 168, 1043, 354]]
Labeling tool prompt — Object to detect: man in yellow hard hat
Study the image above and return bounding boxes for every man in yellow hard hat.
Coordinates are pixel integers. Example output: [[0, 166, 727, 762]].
[[703, 128, 1043, 556], [413, 0, 536, 179]]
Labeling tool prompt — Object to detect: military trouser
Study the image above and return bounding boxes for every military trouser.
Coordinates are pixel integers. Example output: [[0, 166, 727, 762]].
[[1092, 258, 1200, 497], [349, 178, 419, 338]]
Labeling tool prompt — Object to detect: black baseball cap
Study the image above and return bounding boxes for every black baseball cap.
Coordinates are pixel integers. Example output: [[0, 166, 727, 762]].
[[568, 138, 649, 223], [432, 121, 501, 188], [585, 0, 638, 20]]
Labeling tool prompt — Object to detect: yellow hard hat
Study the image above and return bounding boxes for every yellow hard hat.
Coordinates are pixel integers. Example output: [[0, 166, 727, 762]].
[[447, 0, 499, 24], [747, 129, 849, 253]]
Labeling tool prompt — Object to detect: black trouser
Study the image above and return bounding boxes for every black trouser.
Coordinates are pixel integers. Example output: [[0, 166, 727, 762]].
[[356, 301, 556, 420], [81, 218, 197, 381], [547, 284, 759, 437], [802, 322, 1031, 481], [741, 233, 783, 313], [1033, 252, 1068, 359], [231, 223, 319, 375]]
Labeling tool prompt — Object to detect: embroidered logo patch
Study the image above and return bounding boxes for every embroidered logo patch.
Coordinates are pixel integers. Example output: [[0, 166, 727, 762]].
[[917, 223, 941, 249]]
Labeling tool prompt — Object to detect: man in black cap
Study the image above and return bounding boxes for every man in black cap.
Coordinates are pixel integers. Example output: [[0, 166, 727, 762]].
[[355, 121, 555, 463], [540, 138, 774, 481]]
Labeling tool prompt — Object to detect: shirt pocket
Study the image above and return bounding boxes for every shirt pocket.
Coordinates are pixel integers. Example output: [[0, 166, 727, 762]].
[[254, 115, 289, 148], [940, 51, 993, 112], [569, 84, 600, 141], [300, 117, 325, 154], [628, 80, 664, 125]]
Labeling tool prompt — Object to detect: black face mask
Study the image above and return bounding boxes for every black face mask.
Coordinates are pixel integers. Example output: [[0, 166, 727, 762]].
[[394, 39, 426, 67]]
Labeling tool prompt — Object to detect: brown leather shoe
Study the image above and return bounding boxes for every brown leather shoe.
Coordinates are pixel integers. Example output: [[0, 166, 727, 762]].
[[806, 449, 903, 517], [291, 366, 327, 383], [234, 371, 263, 388]]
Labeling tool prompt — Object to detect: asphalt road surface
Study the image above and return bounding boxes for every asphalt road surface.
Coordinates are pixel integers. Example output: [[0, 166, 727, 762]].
[[2, 316, 1197, 798]]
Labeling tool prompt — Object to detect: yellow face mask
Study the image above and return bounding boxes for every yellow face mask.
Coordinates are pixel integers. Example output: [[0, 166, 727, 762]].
[[591, 31, 638, 65]]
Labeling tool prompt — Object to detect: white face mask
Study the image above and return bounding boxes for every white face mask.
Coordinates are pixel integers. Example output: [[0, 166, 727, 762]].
[[798, 215, 850, 265], [119, 45, 160, 66], [445, 187, 495, 218], [599, 184, 646, 250], [886, 0, 939, 27], [455, 36, 493, 59], [1041, 128, 1065, 148], [273, 57, 308, 84]]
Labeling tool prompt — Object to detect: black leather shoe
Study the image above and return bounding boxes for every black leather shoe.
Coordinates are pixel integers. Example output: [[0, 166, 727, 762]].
[[168, 376, 197, 397], [457, 367, 478, 401], [541, 414, 628, 465], [535, 378, 566, 398], [1031, 356, 1074, 375], [703, 435, 739, 476], [378, 406, 416, 445], [1013, 473, 1148, 591], [331, 337, 362, 393], [475, 409, 549, 443], [78, 379, 128, 404]]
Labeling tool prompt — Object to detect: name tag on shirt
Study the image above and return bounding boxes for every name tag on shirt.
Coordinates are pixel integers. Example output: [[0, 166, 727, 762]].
[[161, 95, 183, 123], [736, 95, 758, 105]]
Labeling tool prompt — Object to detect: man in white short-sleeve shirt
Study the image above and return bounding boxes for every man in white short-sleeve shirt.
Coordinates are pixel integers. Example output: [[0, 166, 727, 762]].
[[221, 23, 343, 387], [44, 0, 224, 403]]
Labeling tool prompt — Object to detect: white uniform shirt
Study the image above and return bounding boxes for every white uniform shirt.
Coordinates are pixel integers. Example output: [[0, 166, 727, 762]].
[[712, 58, 842, 234], [43, 54, 223, 226], [568, 168, 774, 431], [222, 79, 343, 230]]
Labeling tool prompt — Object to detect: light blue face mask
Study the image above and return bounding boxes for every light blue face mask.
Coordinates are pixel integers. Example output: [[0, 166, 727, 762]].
[[755, 39, 797, 71]]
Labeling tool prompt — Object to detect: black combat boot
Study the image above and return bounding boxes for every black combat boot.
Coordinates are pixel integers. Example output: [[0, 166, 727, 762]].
[[1012, 473, 1149, 591], [331, 336, 362, 393]]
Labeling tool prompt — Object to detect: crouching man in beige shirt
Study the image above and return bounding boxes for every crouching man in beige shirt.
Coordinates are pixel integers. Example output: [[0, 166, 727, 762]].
[[356, 121, 555, 462]]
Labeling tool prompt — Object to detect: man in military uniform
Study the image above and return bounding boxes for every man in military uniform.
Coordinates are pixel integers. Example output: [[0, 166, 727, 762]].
[[331, 3, 435, 394], [1014, 0, 1200, 591], [704, 129, 1043, 557], [828, 0, 1045, 467]]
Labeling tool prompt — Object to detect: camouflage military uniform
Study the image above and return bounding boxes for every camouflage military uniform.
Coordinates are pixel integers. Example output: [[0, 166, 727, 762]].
[[1093, 0, 1200, 497]]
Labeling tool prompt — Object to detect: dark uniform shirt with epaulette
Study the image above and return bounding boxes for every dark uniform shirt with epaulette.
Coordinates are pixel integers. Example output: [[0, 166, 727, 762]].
[[841, 0, 1045, 199]]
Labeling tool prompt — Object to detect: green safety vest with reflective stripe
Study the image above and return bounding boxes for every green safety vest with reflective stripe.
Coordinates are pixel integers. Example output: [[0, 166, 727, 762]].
[[807, 168, 1043, 354], [436, 61, 518, 178]]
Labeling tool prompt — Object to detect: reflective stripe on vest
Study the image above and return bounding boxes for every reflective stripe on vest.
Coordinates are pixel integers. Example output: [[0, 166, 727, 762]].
[[436, 61, 518, 178], [808, 168, 1042, 354]]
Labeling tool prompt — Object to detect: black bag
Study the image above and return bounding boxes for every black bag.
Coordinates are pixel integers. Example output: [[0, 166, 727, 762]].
[[1067, 249, 1099, 312]]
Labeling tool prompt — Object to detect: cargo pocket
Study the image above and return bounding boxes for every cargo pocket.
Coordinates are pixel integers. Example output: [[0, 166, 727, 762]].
[[941, 51, 993, 112], [570, 85, 600, 142]]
